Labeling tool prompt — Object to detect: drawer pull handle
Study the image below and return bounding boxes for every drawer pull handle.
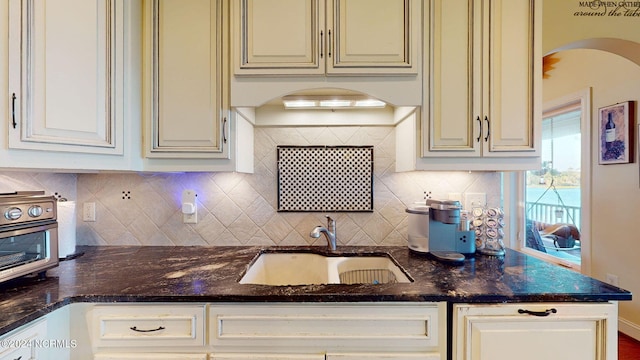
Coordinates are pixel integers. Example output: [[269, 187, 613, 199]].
[[129, 326, 165, 333], [222, 117, 227, 144], [475, 116, 482, 142], [518, 308, 557, 317], [14, 356, 22, 360], [484, 116, 490, 142]]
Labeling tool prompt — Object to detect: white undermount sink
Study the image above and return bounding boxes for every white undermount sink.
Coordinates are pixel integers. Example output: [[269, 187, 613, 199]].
[[239, 252, 412, 286]]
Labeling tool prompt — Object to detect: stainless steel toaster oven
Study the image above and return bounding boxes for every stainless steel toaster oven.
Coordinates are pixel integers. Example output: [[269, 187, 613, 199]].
[[0, 191, 58, 283]]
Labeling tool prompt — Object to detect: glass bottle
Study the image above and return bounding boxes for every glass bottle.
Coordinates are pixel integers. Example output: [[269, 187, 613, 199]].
[[605, 112, 616, 149]]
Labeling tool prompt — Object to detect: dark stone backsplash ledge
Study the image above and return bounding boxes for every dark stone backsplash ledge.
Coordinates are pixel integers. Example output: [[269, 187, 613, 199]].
[[0, 245, 631, 336]]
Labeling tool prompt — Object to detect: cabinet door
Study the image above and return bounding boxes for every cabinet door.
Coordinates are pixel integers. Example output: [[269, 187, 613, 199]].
[[144, 0, 228, 159], [233, 0, 324, 75], [8, 0, 123, 154], [453, 303, 617, 360], [233, 0, 419, 75], [423, 0, 479, 156], [482, 0, 539, 156], [326, 0, 419, 74], [0, 319, 47, 360], [422, 0, 540, 160]]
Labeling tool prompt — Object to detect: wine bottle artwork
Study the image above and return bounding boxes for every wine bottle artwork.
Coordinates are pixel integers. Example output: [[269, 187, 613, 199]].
[[599, 102, 633, 165], [605, 112, 616, 149]]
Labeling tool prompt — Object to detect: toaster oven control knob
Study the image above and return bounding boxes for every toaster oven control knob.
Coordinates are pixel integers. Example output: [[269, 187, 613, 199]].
[[28, 205, 43, 217], [4, 207, 22, 220]]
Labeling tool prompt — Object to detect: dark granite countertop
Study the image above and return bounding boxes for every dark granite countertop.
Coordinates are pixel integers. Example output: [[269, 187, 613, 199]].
[[0, 245, 631, 336]]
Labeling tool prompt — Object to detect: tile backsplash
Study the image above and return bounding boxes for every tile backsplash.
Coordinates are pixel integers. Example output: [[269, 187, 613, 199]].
[[0, 126, 501, 247]]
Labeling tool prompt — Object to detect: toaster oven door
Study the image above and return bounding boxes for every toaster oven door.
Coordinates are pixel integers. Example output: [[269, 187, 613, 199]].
[[0, 222, 58, 282]]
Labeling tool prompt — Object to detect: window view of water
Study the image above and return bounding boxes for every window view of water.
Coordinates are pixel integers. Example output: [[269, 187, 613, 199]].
[[526, 187, 581, 208], [524, 106, 582, 266]]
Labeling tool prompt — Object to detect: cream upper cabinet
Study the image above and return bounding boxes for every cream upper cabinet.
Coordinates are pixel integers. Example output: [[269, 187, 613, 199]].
[[453, 303, 618, 360], [143, 0, 229, 159], [7, 0, 124, 155], [233, 0, 419, 76], [419, 0, 541, 169]]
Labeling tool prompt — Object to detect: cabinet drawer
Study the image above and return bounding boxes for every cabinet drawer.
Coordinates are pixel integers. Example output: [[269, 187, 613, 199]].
[[94, 354, 207, 360], [91, 305, 206, 348], [327, 354, 441, 360], [211, 303, 443, 353], [212, 354, 324, 360]]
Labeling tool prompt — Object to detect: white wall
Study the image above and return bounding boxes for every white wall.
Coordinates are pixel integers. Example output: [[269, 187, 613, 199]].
[[543, 0, 640, 337], [543, 1, 640, 55], [542, 48, 640, 336]]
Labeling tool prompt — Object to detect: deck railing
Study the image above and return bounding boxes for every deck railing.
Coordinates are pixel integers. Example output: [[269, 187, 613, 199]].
[[525, 202, 581, 229]]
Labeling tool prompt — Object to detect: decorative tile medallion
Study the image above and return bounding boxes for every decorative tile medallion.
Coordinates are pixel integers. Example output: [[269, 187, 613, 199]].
[[277, 146, 373, 212]]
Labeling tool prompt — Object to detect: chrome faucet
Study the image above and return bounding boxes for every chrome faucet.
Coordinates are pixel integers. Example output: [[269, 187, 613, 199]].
[[310, 215, 337, 251]]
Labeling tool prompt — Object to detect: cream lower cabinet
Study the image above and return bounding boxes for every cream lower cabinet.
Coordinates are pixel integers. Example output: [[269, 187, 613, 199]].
[[87, 304, 208, 360], [94, 354, 206, 360], [210, 302, 446, 360], [417, 0, 542, 171], [0, 319, 47, 360], [453, 302, 618, 360]]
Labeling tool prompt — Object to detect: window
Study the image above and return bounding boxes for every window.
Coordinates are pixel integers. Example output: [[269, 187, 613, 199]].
[[515, 88, 591, 271]]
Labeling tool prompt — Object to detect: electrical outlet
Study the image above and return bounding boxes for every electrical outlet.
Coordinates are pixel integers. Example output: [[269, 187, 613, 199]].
[[464, 193, 486, 210], [182, 190, 197, 224], [606, 273, 619, 287], [83, 202, 96, 222]]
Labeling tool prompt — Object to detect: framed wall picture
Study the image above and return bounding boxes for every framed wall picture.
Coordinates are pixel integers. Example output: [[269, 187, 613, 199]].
[[598, 101, 635, 164]]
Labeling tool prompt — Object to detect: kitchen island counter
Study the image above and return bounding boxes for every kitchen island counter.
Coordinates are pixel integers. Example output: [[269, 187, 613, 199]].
[[0, 245, 631, 335]]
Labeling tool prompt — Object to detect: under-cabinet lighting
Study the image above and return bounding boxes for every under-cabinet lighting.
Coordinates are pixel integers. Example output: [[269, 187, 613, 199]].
[[282, 96, 386, 110], [283, 100, 317, 108], [319, 99, 352, 108], [354, 99, 386, 108]]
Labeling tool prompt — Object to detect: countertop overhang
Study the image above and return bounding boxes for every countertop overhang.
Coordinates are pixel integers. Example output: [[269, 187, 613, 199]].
[[0, 245, 632, 336]]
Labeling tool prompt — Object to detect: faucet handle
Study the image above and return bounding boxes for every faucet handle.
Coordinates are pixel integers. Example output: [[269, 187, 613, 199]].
[[325, 215, 336, 230]]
